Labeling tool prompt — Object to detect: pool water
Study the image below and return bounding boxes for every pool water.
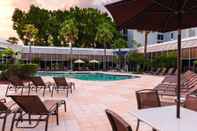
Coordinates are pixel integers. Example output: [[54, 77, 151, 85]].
[[36, 72, 136, 81]]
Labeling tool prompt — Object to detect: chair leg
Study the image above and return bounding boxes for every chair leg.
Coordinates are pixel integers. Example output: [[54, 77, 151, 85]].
[[28, 114, 32, 125], [48, 85, 51, 92], [28, 86, 31, 95], [66, 89, 68, 97], [5, 86, 10, 96], [63, 101, 66, 112], [2, 114, 7, 131], [10, 112, 17, 131], [43, 87, 46, 96], [51, 86, 54, 97], [21, 86, 24, 95], [136, 119, 140, 131], [56, 104, 59, 125], [45, 116, 49, 131], [36, 87, 38, 93], [70, 86, 72, 94]]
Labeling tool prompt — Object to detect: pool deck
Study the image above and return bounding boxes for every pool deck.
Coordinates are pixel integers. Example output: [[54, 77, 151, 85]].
[[0, 73, 165, 131]]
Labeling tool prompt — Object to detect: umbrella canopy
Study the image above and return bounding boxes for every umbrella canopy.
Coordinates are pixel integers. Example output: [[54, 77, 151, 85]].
[[74, 59, 85, 64], [106, 0, 197, 118], [106, 0, 197, 32], [114, 50, 129, 57], [89, 59, 100, 64]]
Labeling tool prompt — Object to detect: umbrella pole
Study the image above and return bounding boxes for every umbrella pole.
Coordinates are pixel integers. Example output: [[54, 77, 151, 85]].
[[177, 28, 181, 119], [177, 18, 182, 119]]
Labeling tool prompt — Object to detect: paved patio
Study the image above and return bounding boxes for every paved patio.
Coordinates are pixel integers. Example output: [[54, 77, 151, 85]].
[[0, 74, 164, 131]]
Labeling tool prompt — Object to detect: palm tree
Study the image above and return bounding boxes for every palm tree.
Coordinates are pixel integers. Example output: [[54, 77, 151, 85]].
[[7, 37, 19, 44], [22, 24, 38, 63], [113, 38, 128, 70], [59, 19, 79, 71], [95, 22, 114, 71], [138, 30, 150, 59]]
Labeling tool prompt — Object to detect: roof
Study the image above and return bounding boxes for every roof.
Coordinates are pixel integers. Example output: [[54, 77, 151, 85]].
[[1, 36, 197, 55], [0, 40, 134, 56], [137, 36, 197, 53]]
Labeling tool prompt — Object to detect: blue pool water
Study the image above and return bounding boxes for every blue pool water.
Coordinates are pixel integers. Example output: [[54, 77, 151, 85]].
[[36, 72, 137, 81]]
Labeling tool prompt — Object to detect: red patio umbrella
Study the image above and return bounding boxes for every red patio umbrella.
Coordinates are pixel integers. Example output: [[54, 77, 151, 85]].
[[106, 0, 197, 118]]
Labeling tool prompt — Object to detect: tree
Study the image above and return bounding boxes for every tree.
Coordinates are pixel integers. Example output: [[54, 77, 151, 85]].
[[12, 8, 26, 44], [95, 22, 115, 70], [128, 52, 145, 72], [22, 24, 38, 63], [112, 38, 128, 70], [7, 37, 19, 44], [113, 38, 128, 49], [12, 5, 119, 48], [59, 19, 79, 45], [137, 31, 151, 59], [59, 18, 79, 70], [22, 24, 38, 45]]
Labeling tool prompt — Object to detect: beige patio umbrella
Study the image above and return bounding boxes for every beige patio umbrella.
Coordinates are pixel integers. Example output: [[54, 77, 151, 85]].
[[74, 59, 85, 70], [89, 59, 100, 70], [74, 59, 85, 64], [89, 59, 100, 64]]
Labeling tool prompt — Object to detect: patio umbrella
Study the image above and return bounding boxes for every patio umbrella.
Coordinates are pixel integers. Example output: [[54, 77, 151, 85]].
[[89, 59, 100, 70], [74, 59, 85, 70], [89, 59, 100, 64], [74, 59, 85, 64], [106, 0, 197, 118]]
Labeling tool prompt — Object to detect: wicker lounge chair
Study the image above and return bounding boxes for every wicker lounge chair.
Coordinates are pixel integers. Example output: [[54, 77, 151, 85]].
[[30, 77, 51, 96], [52, 77, 74, 97], [105, 109, 132, 131], [9, 95, 66, 131], [135, 89, 160, 131]]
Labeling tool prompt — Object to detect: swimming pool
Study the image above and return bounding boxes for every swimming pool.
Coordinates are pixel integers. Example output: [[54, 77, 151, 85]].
[[36, 72, 137, 81]]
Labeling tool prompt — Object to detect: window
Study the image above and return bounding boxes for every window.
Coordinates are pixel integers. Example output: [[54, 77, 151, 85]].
[[157, 34, 164, 40], [171, 33, 174, 39], [122, 28, 128, 41], [189, 29, 195, 37]]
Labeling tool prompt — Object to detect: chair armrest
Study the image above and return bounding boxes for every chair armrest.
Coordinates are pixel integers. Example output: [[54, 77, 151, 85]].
[[0, 98, 6, 103], [8, 103, 19, 112]]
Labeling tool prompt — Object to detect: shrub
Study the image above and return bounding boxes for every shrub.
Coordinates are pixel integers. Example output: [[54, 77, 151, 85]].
[[0, 64, 38, 80], [0, 64, 8, 71]]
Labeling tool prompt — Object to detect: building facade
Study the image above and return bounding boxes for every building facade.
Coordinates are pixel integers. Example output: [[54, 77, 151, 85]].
[[124, 27, 197, 46]]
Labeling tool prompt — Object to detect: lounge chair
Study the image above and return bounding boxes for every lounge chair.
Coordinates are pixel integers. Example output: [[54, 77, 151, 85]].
[[52, 77, 74, 97], [166, 68, 175, 75], [30, 77, 51, 96], [154, 68, 161, 75], [135, 89, 160, 131], [155, 71, 197, 97], [159, 68, 167, 75], [9, 95, 66, 131], [0, 98, 17, 131], [173, 69, 178, 75], [184, 95, 197, 111], [105, 109, 132, 131], [6, 76, 29, 96]]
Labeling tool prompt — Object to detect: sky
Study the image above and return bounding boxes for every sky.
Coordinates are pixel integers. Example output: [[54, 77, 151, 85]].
[[0, 0, 118, 40]]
